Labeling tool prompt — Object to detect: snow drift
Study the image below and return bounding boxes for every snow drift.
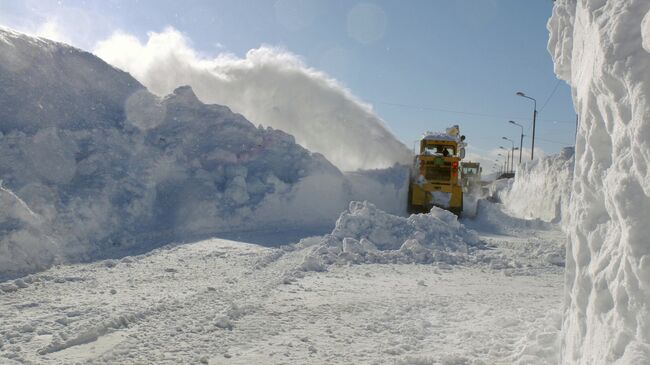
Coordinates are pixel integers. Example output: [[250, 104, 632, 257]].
[[296, 201, 481, 271], [94, 28, 413, 172], [0, 28, 407, 279], [500, 147, 574, 224], [549, 1, 650, 363]]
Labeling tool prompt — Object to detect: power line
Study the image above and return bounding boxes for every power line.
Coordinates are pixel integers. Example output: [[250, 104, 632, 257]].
[[527, 135, 574, 146], [370, 99, 574, 123], [539, 79, 562, 113]]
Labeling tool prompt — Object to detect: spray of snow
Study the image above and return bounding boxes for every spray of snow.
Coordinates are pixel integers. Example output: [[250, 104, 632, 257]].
[[33, 20, 72, 45], [549, 0, 650, 363], [93, 28, 412, 172], [0, 185, 60, 278]]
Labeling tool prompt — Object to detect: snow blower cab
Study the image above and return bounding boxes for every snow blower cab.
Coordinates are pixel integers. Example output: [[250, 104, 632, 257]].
[[408, 126, 465, 215], [460, 162, 482, 194]]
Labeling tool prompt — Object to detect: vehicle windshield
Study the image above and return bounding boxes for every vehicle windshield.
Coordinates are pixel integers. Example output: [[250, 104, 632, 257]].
[[423, 145, 455, 156]]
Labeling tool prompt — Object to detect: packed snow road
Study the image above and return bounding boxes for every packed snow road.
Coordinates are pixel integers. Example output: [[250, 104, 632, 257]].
[[0, 201, 565, 365]]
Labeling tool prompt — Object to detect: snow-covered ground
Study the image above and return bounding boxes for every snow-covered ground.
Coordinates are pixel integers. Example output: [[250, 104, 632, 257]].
[[0, 199, 565, 365]]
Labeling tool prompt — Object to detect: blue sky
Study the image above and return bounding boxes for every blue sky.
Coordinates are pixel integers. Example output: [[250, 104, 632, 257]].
[[0, 0, 575, 170]]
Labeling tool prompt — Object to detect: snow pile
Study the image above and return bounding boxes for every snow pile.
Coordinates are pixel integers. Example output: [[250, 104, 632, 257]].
[[0, 29, 408, 279], [549, 0, 650, 363], [94, 27, 413, 171], [296, 201, 481, 271], [500, 147, 574, 224]]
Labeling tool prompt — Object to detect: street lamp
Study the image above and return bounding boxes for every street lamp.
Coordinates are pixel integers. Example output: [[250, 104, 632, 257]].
[[499, 146, 510, 174], [508, 120, 524, 164], [502, 137, 515, 173], [516, 92, 537, 160], [496, 154, 505, 174]]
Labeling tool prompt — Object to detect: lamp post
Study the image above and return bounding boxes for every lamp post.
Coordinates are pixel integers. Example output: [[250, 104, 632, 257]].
[[502, 137, 516, 173], [495, 159, 501, 174], [516, 92, 537, 160], [497, 154, 505, 175], [499, 147, 510, 174], [508, 120, 524, 164]]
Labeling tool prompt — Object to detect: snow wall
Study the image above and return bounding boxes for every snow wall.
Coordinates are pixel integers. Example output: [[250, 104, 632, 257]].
[[0, 28, 409, 280], [499, 147, 574, 225], [549, 1, 650, 363]]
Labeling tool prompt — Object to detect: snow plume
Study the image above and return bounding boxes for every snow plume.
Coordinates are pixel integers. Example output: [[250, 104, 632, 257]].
[[94, 28, 412, 171], [549, 1, 650, 363]]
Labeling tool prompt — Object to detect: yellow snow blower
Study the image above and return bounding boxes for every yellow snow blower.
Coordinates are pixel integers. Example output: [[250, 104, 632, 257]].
[[408, 127, 465, 215]]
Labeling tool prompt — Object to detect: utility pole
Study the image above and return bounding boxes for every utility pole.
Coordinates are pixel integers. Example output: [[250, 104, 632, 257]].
[[502, 137, 516, 174], [499, 147, 510, 174], [516, 92, 537, 160], [509, 121, 524, 164]]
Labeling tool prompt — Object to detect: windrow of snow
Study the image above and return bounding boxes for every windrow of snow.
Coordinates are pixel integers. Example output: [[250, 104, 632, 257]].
[[549, 1, 650, 363], [0, 29, 409, 280], [294, 201, 481, 272], [499, 147, 574, 225]]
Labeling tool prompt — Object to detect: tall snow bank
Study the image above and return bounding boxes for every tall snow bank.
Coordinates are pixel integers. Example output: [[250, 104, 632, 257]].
[[549, 1, 650, 363], [296, 201, 481, 271], [500, 147, 574, 224], [94, 28, 413, 172], [0, 29, 409, 279]]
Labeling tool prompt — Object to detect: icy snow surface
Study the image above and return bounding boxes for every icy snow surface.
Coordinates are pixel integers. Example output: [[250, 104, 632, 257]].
[[0, 199, 566, 364], [0, 28, 408, 279], [549, 0, 650, 363]]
